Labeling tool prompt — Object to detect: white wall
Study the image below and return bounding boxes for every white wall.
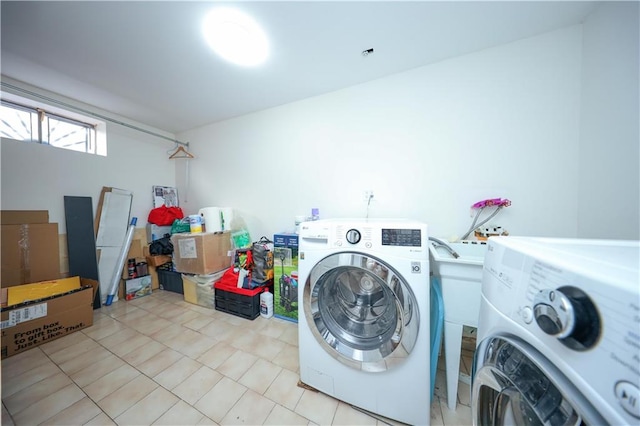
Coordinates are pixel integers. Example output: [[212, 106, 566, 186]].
[[578, 1, 640, 240], [1, 80, 178, 234], [178, 26, 583, 240], [5, 3, 636, 243]]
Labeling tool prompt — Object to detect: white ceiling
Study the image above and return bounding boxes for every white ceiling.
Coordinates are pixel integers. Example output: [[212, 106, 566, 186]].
[[1, 1, 600, 134]]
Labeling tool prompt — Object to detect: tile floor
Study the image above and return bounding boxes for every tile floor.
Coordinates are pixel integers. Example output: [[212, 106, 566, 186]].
[[1, 290, 474, 425]]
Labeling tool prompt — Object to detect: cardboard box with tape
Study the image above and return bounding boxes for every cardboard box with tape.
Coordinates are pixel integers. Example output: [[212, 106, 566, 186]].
[[171, 232, 231, 275], [1, 210, 60, 287], [1, 276, 98, 359]]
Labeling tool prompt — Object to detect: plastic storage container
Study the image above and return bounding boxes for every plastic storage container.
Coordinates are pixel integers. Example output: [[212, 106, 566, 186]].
[[157, 269, 184, 294], [213, 280, 275, 320], [214, 285, 262, 320], [182, 270, 226, 309], [260, 290, 274, 318]]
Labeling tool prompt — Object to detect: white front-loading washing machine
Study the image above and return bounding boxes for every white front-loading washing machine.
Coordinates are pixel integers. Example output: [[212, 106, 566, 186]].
[[298, 218, 431, 425], [472, 236, 640, 425]]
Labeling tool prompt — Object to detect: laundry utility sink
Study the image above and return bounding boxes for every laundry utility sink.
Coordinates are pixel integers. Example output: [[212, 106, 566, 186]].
[[430, 241, 486, 314], [430, 240, 487, 263], [429, 240, 487, 410]]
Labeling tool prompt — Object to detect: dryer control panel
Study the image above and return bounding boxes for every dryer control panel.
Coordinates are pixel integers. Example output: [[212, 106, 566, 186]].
[[482, 237, 640, 423]]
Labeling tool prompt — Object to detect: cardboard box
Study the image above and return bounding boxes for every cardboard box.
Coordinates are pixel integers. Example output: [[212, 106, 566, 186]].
[[183, 276, 198, 305], [1, 277, 98, 359], [1, 223, 61, 287], [146, 223, 172, 243], [145, 254, 172, 268], [147, 264, 160, 290], [171, 232, 232, 275], [142, 245, 169, 286], [129, 228, 146, 258], [273, 233, 299, 322], [119, 228, 147, 280], [1, 210, 49, 225], [7, 276, 81, 306], [124, 275, 152, 300]]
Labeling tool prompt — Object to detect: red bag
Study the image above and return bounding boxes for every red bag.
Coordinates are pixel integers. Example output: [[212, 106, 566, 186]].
[[217, 268, 240, 290], [148, 205, 184, 226]]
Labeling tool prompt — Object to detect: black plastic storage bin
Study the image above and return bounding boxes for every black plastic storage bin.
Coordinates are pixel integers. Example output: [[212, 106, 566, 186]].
[[214, 286, 261, 320], [157, 269, 184, 294]]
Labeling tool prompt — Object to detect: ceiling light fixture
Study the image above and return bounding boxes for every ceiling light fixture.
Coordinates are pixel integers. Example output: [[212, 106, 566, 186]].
[[202, 7, 269, 67]]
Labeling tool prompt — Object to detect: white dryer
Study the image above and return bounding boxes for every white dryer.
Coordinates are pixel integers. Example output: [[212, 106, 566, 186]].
[[298, 219, 431, 425], [472, 237, 640, 425]]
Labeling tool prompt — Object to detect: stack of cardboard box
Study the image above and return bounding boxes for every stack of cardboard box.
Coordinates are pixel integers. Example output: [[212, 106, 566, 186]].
[[1, 210, 97, 359]]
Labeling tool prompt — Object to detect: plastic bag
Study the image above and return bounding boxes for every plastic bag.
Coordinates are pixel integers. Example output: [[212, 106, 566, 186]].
[[218, 268, 240, 289], [231, 229, 252, 249], [149, 234, 173, 255], [148, 205, 184, 226], [171, 218, 191, 234]]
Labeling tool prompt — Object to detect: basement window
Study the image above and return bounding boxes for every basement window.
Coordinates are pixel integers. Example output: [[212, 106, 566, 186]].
[[0, 96, 106, 156]]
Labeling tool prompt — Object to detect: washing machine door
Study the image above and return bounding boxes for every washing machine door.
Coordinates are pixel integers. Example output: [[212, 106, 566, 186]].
[[303, 251, 418, 371], [471, 335, 605, 426]]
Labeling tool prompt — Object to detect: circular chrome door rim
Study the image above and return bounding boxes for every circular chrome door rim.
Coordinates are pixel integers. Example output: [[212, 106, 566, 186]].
[[303, 251, 419, 371], [471, 334, 607, 425]]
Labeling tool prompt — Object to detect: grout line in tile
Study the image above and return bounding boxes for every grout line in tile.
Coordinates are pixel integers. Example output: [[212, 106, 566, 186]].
[[1, 291, 472, 426]]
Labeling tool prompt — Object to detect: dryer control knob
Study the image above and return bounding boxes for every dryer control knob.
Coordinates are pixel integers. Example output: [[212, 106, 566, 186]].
[[346, 229, 361, 244], [533, 289, 574, 337], [533, 286, 600, 351]]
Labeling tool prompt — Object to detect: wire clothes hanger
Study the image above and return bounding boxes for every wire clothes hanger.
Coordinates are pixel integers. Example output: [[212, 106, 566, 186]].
[[167, 142, 194, 202], [169, 145, 195, 159]]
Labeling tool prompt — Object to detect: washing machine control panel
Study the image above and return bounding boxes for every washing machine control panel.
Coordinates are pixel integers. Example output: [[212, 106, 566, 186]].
[[332, 225, 424, 250], [345, 229, 361, 244], [381, 228, 422, 247]]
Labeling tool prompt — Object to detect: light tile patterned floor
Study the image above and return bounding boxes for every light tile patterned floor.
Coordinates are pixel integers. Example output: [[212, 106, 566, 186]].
[[1, 290, 473, 425]]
